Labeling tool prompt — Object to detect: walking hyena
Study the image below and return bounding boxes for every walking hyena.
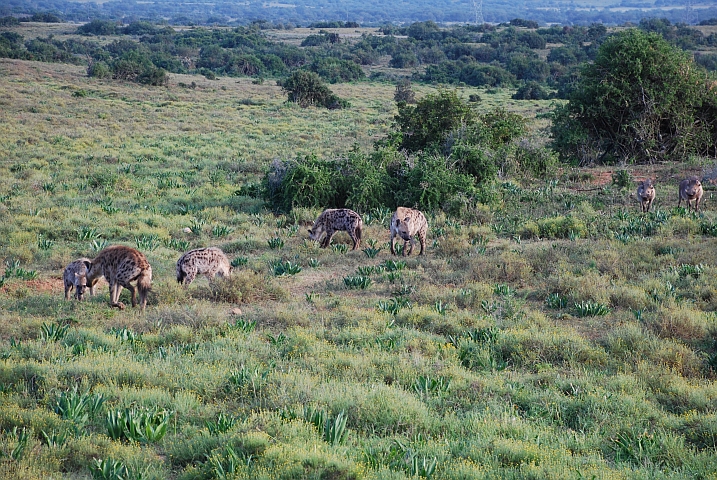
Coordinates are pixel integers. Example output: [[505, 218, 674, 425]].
[[390, 207, 428, 256], [63, 258, 92, 300], [678, 176, 704, 212], [308, 208, 363, 250], [86, 245, 152, 310], [636, 178, 656, 213], [176, 247, 231, 285]]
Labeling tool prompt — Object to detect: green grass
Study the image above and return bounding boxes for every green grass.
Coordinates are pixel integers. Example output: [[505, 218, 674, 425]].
[[2, 52, 717, 479]]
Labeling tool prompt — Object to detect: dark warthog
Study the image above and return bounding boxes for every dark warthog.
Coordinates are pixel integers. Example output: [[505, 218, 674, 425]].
[[678, 176, 703, 212], [636, 179, 656, 213]]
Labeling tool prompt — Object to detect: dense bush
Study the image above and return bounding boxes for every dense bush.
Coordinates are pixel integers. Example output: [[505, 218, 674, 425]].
[[77, 19, 119, 36], [280, 70, 348, 109], [552, 29, 716, 163], [109, 50, 168, 85], [513, 81, 551, 100], [394, 90, 476, 153], [423, 60, 516, 87], [394, 78, 416, 104], [263, 94, 533, 214], [0, 16, 20, 27], [308, 57, 364, 83]]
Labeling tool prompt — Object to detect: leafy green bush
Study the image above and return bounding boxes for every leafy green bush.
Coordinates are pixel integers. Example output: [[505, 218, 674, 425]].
[[280, 70, 348, 109], [308, 57, 365, 83], [87, 61, 111, 79], [552, 29, 715, 163], [513, 80, 551, 100], [394, 90, 476, 153]]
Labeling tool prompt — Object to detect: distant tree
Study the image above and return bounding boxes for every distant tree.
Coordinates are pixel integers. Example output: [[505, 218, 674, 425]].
[[389, 51, 418, 68], [281, 70, 348, 109], [77, 19, 119, 36], [394, 78, 416, 104], [394, 90, 475, 152], [308, 57, 364, 83], [551, 29, 713, 164], [0, 16, 20, 27], [513, 81, 550, 100], [505, 54, 549, 82], [110, 50, 167, 86], [695, 52, 717, 71], [30, 13, 62, 23], [407, 21, 442, 41], [123, 21, 161, 36], [510, 18, 539, 29], [301, 33, 331, 47]]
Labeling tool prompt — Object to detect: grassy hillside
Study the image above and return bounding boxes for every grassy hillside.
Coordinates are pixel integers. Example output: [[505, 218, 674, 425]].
[[1, 55, 717, 480]]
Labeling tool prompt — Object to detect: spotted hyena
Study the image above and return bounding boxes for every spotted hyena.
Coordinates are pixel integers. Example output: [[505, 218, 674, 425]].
[[86, 245, 152, 310], [678, 176, 703, 212], [63, 258, 93, 300], [636, 178, 656, 213], [390, 207, 428, 256], [308, 208, 362, 250], [176, 247, 231, 285]]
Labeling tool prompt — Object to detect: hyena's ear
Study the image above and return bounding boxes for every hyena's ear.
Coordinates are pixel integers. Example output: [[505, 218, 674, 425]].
[[307, 229, 312, 234], [83, 261, 91, 270]]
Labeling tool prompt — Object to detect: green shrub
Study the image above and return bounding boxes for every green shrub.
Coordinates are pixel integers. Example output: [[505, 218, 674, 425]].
[[87, 61, 111, 79], [535, 216, 587, 239], [281, 70, 348, 109]]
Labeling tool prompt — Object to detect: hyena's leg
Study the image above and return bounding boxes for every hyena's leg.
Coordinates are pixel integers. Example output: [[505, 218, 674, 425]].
[[124, 283, 137, 308], [403, 238, 413, 256], [418, 232, 426, 255], [64, 281, 72, 300], [350, 228, 360, 250], [390, 233, 397, 255], [110, 282, 126, 309], [321, 229, 335, 248], [183, 269, 197, 285]]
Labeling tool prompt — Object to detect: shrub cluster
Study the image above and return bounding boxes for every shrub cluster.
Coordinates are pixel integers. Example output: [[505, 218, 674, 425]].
[[263, 94, 554, 214], [279, 70, 349, 109]]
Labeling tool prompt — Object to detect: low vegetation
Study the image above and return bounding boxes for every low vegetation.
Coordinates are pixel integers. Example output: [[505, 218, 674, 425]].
[[1, 20, 717, 480]]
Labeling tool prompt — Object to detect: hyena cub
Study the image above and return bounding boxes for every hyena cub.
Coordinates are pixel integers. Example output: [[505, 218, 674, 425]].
[[308, 208, 363, 250], [636, 178, 656, 213], [63, 258, 92, 300], [390, 207, 428, 256], [86, 245, 152, 310], [176, 247, 231, 285]]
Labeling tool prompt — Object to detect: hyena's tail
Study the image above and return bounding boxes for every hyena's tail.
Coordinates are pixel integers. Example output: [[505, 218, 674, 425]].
[[176, 262, 185, 284], [356, 220, 363, 240], [137, 266, 152, 310]]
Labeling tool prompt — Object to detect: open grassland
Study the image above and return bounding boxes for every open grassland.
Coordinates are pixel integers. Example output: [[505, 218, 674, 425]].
[[2, 58, 717, 480]]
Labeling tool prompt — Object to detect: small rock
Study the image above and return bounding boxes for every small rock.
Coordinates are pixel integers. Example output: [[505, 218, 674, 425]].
[[182, 227, 192, 233], [230, 308, 242, 316]]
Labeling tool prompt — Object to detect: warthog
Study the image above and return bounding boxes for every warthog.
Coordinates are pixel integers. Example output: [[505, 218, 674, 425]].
[[636, 179, 656, 213], [678, 176, 703, 212]]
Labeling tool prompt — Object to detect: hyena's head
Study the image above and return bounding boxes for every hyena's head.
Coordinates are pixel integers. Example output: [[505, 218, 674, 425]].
[[74, 264, 89, 300], [307, 223, 325, 242], [395, 217, 413, 241]]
